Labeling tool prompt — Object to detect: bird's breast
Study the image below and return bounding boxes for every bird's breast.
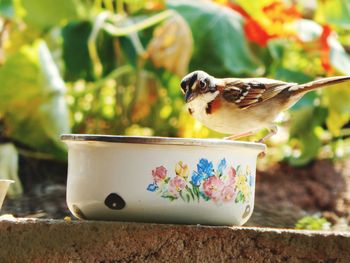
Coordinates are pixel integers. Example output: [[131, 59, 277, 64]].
[[187, 96, 282, 135]]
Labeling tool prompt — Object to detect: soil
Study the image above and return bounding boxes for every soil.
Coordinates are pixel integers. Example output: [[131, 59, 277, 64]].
[[2, 154, 350, 230]]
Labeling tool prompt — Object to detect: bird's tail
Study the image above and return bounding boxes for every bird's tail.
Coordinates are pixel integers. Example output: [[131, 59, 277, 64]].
[[288, 76, 350, 94]]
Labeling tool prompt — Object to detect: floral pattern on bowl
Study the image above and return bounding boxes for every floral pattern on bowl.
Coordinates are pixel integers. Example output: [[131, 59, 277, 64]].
[[147, 158, 253, 204]]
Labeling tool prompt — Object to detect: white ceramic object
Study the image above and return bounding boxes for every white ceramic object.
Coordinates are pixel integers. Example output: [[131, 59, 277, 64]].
[[0, 180, 14, 210], [62, 134, 266, 226]]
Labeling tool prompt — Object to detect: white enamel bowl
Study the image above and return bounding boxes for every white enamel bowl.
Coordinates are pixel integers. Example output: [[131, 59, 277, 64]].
[[0, 180, 14, 210], [62, 135, 265, 226]]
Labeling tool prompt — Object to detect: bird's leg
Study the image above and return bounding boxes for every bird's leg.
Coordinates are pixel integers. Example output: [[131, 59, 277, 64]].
[[257, 125, 278, 143], [224, 131, 254, 141]]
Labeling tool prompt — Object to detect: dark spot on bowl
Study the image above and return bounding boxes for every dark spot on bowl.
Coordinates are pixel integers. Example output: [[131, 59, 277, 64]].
[[72, 204, 86, 220], [242, 204, 251, 219], [104, 193, 126, 210]]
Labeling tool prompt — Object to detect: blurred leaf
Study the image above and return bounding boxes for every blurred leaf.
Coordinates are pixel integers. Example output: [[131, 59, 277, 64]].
[[291, 91, 317, 111], [146, 12, 193, 76], [0, 0, 13, 18], [62, 21, 94, 81], [0, 143, 22, 197], [296, 19, 322, 42], [0, 41, 70, 160], [288, 106, 327, 166], [296, 19, 350, 74], [328, 36, 350, 75], [17, 0, 87, 28], [321, 82, 350, 136], [267, 39, 286, 60], [295, 215, 331, 230], [62, 20, 116, 81], [315, 0, 350, 29], [167, 0, 263, 77], [274, 67, 313, 83]]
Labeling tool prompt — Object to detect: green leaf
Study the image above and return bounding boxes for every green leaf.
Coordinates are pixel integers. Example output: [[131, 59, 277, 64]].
[[62, 21, 94, 81], [167, 0, 264, 77], [315, 0, 350, 29], [17, 0, 88, 28], [0, 0, 13, 18], [161, 194, 177, 201], [235, 191, 244, 203], [0, 41, 70, 160], [295, 215, 331, 230], [190, 183, 200, 202], [288, 106, 327, 166], [185, 185, 194, 201], [291, 91, 317, 111], [321, 82, 350, 136]]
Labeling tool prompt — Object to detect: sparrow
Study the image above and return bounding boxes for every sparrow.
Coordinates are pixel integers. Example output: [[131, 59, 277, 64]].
[[180, 70, 350, 142]]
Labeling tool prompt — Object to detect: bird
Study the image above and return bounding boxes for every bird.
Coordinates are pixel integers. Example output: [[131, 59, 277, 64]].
[[180, 70, 350, 142]]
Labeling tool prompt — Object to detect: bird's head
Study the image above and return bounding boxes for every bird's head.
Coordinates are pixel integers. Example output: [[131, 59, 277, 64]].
[[180, 70, 218, 103]]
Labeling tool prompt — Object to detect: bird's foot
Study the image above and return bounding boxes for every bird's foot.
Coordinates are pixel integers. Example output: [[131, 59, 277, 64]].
[[256, 125, 278, 143], [224, 131, 254, 141]]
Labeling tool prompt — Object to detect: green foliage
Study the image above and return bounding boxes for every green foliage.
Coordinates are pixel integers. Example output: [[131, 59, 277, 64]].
[[62, 21, 94, 81], [0, 41, 70, 160], [18, 0, 86, 29], [168, 0, 263, 77], [295, 215, 331, 231], [1, 0, 350, 171], [0, 0, 13, 18]]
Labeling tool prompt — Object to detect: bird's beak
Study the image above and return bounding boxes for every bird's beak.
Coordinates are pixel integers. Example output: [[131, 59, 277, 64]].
[[185, 88, 196, 103]]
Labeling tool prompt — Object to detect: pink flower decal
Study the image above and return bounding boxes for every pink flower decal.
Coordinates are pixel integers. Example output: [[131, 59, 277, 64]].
[[168, 176, 187, 197], [227, 166, 236, 185], [147, 159, 252, 204], [221, 185, 235, 202], [152, 166, 167, 183], [203, 176, 224, 202]]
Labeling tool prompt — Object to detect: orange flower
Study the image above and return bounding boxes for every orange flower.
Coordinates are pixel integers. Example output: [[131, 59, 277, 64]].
[[263, 2, 300, 23], [226, 1, 300, 47], [227, 3, 271, 47]]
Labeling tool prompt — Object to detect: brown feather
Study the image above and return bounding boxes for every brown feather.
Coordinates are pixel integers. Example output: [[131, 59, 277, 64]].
[[289, 76, 350, 94], [221, 78, 294, 109]]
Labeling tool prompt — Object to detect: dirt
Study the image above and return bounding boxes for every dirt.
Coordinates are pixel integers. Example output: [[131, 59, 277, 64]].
[[1, 154, 350, 230], [249, 159, 350, 229]]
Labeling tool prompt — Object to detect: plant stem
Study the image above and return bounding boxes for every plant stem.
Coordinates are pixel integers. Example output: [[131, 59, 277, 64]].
[[103, 9, 174, 36]]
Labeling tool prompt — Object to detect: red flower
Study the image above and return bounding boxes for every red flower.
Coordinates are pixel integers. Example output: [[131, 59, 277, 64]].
[[319, 25, 332, 72]]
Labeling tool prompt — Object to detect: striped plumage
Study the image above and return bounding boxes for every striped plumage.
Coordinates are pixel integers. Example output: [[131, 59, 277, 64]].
[[180, 70, 350, 139]]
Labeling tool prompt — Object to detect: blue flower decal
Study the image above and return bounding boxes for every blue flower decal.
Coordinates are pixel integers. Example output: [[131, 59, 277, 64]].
[[191, 171, 204, 186], [248, 174, 253, 187], [147, 183, 158, 192], [217, 158, 227, 176], [197, 158, 214, 179]]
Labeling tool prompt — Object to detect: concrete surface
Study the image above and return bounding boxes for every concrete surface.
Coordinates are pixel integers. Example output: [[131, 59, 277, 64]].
[[0, 217, 349, 262]]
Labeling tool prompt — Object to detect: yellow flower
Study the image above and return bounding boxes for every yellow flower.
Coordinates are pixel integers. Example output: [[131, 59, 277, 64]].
[[237, 175, 247, 187], [175, 161, 189, 179], [241, 184, 250, 199]]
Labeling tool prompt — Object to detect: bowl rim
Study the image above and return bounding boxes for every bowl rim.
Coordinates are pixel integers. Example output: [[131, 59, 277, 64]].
[[61, 134, 266, 151]]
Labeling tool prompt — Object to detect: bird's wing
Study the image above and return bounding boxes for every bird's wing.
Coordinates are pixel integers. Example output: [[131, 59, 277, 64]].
[[220, 78, 296, 109]]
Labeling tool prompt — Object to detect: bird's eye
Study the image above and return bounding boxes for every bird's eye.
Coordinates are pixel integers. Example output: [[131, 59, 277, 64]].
[[199, 80, 206, 90], [180, 80, 187, 94]]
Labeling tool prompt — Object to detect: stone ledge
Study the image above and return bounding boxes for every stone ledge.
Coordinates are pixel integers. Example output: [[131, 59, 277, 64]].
[[0, 218, 349, 262]]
